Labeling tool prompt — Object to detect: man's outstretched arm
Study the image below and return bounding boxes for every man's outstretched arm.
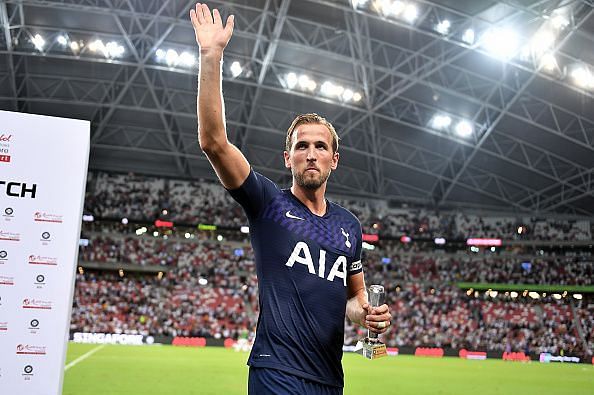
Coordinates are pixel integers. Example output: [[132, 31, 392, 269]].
[[191, 3, 249, 189]]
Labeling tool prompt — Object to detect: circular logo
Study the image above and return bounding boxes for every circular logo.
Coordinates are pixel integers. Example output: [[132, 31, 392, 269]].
[[30, 319, 39, 328], [24, 365, 33, 374], [41, 232, 50, 240], [36, 275, 45, 283], [0, 250, 7, 259], [4, 207, 13, 215]]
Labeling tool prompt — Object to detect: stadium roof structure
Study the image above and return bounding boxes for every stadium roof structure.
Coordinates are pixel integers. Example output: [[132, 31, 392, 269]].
[[1, 0, 593, 215]]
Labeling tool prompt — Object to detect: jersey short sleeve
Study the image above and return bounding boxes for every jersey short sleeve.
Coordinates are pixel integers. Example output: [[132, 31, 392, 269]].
[[227, 169, 280, 221]]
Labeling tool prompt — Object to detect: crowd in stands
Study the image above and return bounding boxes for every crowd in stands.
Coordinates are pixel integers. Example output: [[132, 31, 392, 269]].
[[78, 234, 594, 286], [71, 171, 593, 359], [344, 283, 587, 358], [72, 233, 593, 358], [84, 171, 592, 241]]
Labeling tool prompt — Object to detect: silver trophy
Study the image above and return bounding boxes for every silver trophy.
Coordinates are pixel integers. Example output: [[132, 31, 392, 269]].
[[355, 285, 387, 359]]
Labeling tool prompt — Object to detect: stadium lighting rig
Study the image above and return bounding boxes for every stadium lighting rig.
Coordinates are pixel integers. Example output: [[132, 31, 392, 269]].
[[349, 2, 592, 93], [283, 72, 363, 104], [30, 32, 126, 59], [429, 114, 474, 139]]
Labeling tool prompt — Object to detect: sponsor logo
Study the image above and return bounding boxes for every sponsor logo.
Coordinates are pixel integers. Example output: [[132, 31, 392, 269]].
[[0, 134, 12, 164], [22, 364, 34, 380], [0, 134, 11, 143], [22, 298, 52, 310], [172, 336, 206, 347], [34, 275, 45, 288], [340, 227, 352, 248], [285, 210, 305, 221], [285, 241, 348, 286], [0, 181, 36, 198], [29, 319, 40, 329], [28, 255, 58, 266], [0, 322, 7, 331], [33, 212, 63, 223], [0, 155, 10, 163], [16, 344, 47, 355], [40, 232, 52, 244], [459, 349, 487, 360], [539, 352, 580, 363], [0, 230, 20, 241], [3, 207, 13, 216], [0, 250, 7, 263], [0, 276, 14, 286], [73, 332, 147, 345]]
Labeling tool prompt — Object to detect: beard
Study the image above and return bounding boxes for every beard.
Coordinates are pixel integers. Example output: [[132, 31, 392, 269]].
[[293, 167, 331, 190]]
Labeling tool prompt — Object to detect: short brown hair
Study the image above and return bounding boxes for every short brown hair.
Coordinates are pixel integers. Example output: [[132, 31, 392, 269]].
[[285, 113, 339, 154]]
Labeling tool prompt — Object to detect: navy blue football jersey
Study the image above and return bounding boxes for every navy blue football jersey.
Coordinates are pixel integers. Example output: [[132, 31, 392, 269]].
[[228, 169, 363, 388]]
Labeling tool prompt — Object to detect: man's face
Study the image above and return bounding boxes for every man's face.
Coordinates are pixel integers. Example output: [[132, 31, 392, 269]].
[[284, 123, 339, 190]]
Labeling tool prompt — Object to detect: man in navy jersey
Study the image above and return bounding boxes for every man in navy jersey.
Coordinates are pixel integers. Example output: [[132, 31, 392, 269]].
[[191, 3, 392, 394]]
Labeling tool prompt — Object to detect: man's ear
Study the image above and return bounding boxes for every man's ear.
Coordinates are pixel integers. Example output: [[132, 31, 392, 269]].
[[283, 150, 291, 169], [331, 151, 339, 170]]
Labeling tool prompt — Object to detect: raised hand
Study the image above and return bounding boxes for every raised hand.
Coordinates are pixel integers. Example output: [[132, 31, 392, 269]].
[[190, 3, 234, 54]]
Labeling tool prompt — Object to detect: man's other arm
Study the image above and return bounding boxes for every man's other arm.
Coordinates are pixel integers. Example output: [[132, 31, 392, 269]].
[[191, 3, 249, 189], [346, 273, 392, 334]]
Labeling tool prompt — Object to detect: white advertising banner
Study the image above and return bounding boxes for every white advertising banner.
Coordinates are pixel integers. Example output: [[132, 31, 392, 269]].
[[0, 110, 90, 395]]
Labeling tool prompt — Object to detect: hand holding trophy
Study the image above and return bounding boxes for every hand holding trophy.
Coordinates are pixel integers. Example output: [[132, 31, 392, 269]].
[[355, 285, 388, 359]]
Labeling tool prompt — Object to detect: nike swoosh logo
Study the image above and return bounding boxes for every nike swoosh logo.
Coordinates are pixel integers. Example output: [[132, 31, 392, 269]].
[[285, 211, 305, 221]]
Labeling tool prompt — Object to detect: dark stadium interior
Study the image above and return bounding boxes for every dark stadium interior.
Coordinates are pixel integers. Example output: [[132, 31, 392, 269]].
[[1, 0, 593, 383]]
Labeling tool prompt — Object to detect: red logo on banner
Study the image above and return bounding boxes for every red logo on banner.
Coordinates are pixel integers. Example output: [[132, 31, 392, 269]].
[[22, 298, 52, 310], [0, 276, 15, 285], [0, 231, 20, 241], [0, 134, 11, 142], [28, 255, 58, 266], [0, 155, 10, 163], [0, 322, 7, 331], [16, 344, 47, 355], [34, 212, 63, 223]]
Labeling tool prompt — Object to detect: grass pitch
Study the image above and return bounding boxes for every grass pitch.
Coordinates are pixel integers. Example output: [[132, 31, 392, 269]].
[[63, 343, 593, 395]]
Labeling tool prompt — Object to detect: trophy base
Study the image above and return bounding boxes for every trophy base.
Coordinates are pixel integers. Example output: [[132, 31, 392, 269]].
[[354, 339, 387, 360]]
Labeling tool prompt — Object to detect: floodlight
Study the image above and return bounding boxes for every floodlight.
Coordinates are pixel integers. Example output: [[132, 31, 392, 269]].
[[403, 4, 418, 23], [165, 49, 178, 66], [390, 1, 405, 16], [105, 41, 125, 58], [57, 35, 68, 46], [455, 120, 473, 137], [435, 20, 450, 35], [462, 29, 475, 44], [230, 61, 242, 77], [179, 51, 196, 67], [298, 74, 311, 89], [570, 66, 594, 89], [539, 53, 557, 71], [321, 81, 335, 96], [431, 114, 451, 129], [481, 28, 519, 60], [342, 89, 354, 101], [32, 34, 46, 50], [286, 72, 298, 89]]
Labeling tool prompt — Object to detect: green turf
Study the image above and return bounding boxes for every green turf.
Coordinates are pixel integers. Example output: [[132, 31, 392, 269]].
[[63, 343, 594, 395]]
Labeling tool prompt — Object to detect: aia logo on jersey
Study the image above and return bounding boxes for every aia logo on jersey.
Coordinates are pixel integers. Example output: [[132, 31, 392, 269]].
[[285, 242, 348, 286]]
